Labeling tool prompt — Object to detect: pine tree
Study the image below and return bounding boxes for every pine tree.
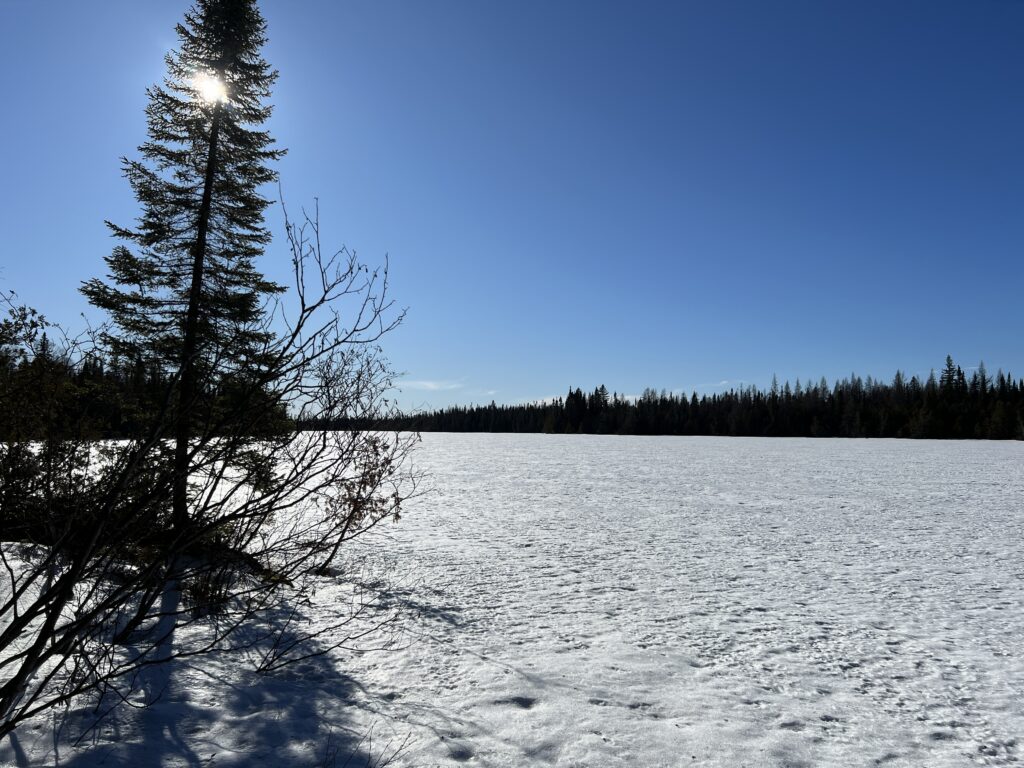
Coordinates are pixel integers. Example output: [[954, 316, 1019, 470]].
[[82, 0, 285, 530], [939, 354, 958, 393]]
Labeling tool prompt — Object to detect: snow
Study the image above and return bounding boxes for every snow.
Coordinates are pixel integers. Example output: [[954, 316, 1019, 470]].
[[4, 434, 1024, 767]]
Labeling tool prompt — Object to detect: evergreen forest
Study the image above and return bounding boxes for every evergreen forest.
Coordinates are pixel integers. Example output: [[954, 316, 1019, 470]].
[[371, 357, 1024, 440], [5, 348, 1021, 441], [0, 331, 289, 442]]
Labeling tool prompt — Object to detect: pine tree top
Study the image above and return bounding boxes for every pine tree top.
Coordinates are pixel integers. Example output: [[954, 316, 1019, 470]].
[[82, 0, 286, 374]]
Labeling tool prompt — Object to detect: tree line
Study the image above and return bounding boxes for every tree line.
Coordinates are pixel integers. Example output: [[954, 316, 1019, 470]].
[[0, 331, 289, 442], [370, 357, 1023, 439], [9, 343, 1022, 442]]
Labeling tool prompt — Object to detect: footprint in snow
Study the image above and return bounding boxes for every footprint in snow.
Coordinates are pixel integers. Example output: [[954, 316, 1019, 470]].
[[494, 696, 537, 709], [447, 743, 475, 762]]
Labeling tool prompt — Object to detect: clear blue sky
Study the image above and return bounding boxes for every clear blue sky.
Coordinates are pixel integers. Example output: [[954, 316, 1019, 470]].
[[2, 1, 1022, 409]]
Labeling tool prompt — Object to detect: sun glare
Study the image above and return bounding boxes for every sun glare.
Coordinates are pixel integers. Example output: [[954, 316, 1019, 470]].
[[193, 72, 228, 104]]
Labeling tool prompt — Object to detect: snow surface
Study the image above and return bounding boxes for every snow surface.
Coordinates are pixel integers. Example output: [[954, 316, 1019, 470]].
[[4, 434, 1024, 767]]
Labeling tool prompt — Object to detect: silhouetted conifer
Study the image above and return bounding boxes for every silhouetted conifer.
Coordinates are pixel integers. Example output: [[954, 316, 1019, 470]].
[[81, 0, 285, 529]]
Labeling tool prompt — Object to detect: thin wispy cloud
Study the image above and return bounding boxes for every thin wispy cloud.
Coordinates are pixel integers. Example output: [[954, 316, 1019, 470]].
[[400, 379, 464, 392]]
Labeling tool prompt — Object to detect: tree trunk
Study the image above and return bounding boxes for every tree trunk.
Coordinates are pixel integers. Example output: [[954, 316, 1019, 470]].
[[173, 106, 221, 533]]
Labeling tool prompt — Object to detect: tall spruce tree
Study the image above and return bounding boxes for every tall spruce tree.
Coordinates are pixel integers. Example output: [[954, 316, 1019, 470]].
[[1, 2, 418, 737], [82, 0, 284, 530]]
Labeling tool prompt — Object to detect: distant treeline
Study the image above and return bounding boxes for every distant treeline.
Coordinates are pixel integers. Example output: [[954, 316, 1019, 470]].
[[5, 347, 1023, 440], [347, 357, 1024, 439], [0, 334, 289, 441]]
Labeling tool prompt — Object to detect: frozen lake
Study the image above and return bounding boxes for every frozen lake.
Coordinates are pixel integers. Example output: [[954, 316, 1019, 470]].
[[6, 434, 1023, 767], [349, 434, 1024, 767]]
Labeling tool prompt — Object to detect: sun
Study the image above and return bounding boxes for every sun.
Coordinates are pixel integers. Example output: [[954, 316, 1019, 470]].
[[193, 72, 227, 104]]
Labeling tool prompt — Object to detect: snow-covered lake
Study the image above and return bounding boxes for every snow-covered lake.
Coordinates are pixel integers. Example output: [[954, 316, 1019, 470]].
[[350, 434, 1024, 768], [6, 434, 1024, 767]]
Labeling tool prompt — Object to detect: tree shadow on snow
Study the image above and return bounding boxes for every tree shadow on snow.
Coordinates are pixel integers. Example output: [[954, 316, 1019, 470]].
[[374, 586, 464, 629], [18, 599, 397, 768]]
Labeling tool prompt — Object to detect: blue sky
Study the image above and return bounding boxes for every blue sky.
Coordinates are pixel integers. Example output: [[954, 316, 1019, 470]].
[[1, 1, 1022, 409]]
